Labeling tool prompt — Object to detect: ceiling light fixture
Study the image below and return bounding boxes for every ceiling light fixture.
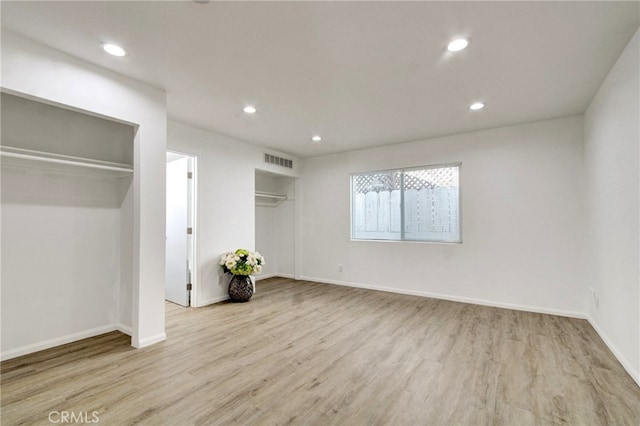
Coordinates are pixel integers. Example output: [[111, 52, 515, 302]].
[[469, 102, 485, 110], [447, 38, 469, 52], [101, 43, 126, 57], [311, 136, 322, 142], [243, 106, 257, 114]]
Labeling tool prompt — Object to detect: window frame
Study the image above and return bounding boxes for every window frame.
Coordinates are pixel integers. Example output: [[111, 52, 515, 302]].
[[350, 162, 462, 244]]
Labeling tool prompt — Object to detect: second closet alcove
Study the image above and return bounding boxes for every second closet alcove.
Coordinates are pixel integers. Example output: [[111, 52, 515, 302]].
[[255, 171, 296, 279]]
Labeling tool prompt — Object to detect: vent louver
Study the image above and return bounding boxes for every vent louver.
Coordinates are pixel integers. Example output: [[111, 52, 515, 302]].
[[264, 153, 293, 169]]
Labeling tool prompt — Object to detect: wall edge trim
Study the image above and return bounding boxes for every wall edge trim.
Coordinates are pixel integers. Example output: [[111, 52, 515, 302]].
[[0, 324, 121, 361], [115, 324, 133, 336], [133, 332, 166, 349], [256, 273, 295, 281], [587, 316, 640, 388], [299, 275, 587, 319], [197, 295, 229, 307]]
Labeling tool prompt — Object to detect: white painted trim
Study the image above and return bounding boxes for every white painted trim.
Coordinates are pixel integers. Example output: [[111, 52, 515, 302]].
[[255, 273, 295, 281], [115, 324, 133, 336], [255, 273, 277, 280], [133, 332, 166, 349], [197, 275, 295, 305], [0, 324, 120, 361], [196, 295, 229, 307], [294, 177, 303, 281], [276, 273, 295, 279], [166, 149, 199, 308], [588, 316, 640, 388], [300, 275, 587, 320]]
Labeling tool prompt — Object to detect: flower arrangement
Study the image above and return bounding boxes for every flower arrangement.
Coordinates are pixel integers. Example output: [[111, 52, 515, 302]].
[[219, 249, 265, 276]]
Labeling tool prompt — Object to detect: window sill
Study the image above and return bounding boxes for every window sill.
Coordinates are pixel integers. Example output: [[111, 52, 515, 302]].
[[350, 238, 462, 245]]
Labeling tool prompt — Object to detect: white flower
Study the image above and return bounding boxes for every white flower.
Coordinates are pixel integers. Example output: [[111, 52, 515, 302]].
[[220, 249, 266, 275]]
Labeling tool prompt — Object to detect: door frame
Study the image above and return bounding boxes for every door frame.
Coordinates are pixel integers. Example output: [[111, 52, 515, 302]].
[[166, 149, 198, 307]]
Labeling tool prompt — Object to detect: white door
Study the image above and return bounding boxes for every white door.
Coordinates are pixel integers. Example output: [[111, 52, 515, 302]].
[[166, 154, 190, 306]]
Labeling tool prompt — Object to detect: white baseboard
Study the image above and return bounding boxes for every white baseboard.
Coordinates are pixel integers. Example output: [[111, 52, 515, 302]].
[[276, 273, 295, 279], [115, 323, 132, 336], [197, 295, 229, 307], [133, 332, 166, 348], [300, 275, 587, 319], [1, 324, 121, 361], [256, 273, 295, 281], [255, 273, 277, 280], [588, 316, 640, 387], [197, 275, 296, 305]]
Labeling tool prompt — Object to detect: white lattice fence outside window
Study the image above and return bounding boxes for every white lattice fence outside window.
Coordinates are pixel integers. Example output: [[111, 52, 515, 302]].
[[351, 164, 460, 242]]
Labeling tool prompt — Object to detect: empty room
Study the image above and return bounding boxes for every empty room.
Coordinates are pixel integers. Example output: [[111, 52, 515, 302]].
[[1, 1, 639, 425]]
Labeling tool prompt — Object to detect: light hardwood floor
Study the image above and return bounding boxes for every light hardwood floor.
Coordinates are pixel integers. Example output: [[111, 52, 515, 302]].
[[2, 277, 640, 425]]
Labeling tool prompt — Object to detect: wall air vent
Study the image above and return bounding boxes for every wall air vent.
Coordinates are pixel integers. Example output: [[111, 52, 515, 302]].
[[264, 153, 293, 169]]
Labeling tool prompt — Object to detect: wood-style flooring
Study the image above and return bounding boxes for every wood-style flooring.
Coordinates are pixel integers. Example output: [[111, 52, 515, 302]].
[[2, 277, 640, 425]]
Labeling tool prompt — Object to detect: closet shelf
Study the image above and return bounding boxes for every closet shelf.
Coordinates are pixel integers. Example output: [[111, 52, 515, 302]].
[[255, 191, 287, 207], [1, 146, 134, 177]]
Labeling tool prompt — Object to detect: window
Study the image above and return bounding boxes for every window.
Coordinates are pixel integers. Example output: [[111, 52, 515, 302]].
[[351, 163, 461, 243]]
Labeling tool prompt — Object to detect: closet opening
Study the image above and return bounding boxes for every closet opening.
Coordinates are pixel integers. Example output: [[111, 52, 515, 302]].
[[255, 170, 296, 281], [165, 151, 197, 307], [1, 92, 136, 359]]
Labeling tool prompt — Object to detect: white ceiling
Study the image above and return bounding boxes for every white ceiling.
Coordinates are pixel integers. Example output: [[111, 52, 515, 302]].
[[2, 1, 638, 158]]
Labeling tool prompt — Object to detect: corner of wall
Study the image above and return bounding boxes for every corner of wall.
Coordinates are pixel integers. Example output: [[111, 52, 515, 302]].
[[588, 315, 640, 387], [583, 28, 640, 387]]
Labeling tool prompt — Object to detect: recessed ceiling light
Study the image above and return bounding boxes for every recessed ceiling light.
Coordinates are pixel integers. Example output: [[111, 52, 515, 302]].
[[469, 102, 485, 110], [447, 38, 469, 52], [311, 136, 322, 142], [101, 43, 126, 57], [243, 106, 257, 114]]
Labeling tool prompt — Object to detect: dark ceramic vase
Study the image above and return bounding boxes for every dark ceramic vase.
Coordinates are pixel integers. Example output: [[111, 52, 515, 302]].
[[229, 275, 253, 302]]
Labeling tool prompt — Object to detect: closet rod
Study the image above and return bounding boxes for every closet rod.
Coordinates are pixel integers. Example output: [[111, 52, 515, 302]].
[[2, 145, 133, 167], [1, 151, 134, 173], [255, 192, 287, 200]]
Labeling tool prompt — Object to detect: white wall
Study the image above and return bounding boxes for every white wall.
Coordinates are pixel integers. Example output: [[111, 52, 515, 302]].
[[299, 116, 587, 316], [119, 177, 134, 333], [255, 204, 277, 277], [1, 169, 125, 355], [275, 177, 296, 277], [256, 173, 279, 278], [584, 29, 639, 385], [1, 30, 167, 350], [1, 93, 134, 164], [167, 120, 299, 305]]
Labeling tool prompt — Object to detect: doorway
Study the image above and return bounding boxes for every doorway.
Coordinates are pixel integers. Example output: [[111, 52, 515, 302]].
[[166, 151, 196, 307]]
